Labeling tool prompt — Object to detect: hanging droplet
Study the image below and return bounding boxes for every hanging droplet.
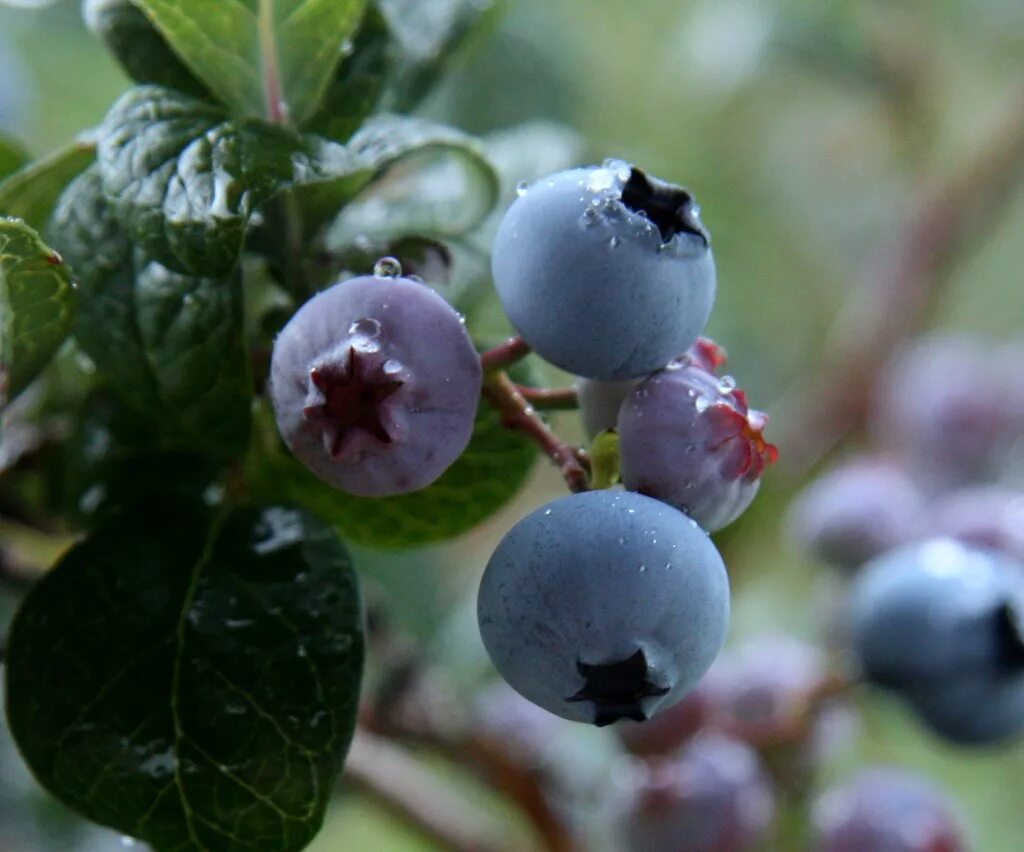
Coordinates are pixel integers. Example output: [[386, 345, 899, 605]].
[[373, 256, 403, 278]]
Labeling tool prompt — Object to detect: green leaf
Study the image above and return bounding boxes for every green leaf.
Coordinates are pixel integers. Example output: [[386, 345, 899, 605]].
[[248, 362, 538, 549], [0, 135, 28, 181], [133, 0, 367, 124], [375, 0, 495, 108], [589, 429, 621, 490], [321, 113, 499, 246], [4, 500, 364, 852], [0, 218, 75, 409], [98, 85, 334, 276], [84, 0, 211, 97], [0, 138, 96, 232], [301, 5, 389, 143], [50, 166, 252, 457]]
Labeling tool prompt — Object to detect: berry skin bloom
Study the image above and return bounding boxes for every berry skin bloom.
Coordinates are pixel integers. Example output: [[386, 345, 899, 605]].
[[269, 273, 481, 497], [492, 162, 716, 380], [812, 768, 967, 852], [477, 490, 730, 727], [618, 344, 776, 532], [849, 538, 1024, 744]]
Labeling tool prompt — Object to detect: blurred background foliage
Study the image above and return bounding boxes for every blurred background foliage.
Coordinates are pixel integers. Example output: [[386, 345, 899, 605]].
[[1, 0, 1023, 849]]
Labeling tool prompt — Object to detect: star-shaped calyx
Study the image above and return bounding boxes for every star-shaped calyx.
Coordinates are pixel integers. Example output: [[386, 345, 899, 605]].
[[566, 648, 670, 727], [620, 167, 709, 246], [302, 346, 404, 459]]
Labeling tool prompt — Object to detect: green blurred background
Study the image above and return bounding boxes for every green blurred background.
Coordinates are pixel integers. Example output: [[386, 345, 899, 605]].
[[1, 0, 1024, 849]]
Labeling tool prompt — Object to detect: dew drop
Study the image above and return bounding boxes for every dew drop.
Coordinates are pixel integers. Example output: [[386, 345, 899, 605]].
[[382, 359, 404, 376], [580, 206, 600, 227], [719, 375, 737, 391], [349, 317, 382, 338], [609, 235, 621, 249], [373, 256, 403, 278], [586, 168, 616, 193], [639, 564, 647, 572], [516, 180, 530, 197], [544, 508, 553, 515], [695, 397, 711, 413]]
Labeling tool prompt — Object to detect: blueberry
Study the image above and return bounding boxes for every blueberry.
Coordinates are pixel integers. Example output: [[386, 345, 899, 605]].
[[477, 491, 730, 726], [269, 271, 481, 497], [849, 539, 1024, 743], [618, 348, 776, 532], [789, 459, 926, 570], [615, 684, 710, 758], [872, 334, 1023, 490], [618, 733, 775, 852], [492, 162, 716, 379], [812, 768, 967, 852], [930, 487, 1024, 566]]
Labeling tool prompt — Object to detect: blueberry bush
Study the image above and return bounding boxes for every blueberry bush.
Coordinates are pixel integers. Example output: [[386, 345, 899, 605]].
[[2, 1, 1024, 851]]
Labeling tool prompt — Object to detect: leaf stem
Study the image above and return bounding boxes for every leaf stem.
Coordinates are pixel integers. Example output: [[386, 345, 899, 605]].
[[516, 385, 579, 410], [258, 0, 288, 124], [482, 372, 589, 493], [480, 336, 532, 372]]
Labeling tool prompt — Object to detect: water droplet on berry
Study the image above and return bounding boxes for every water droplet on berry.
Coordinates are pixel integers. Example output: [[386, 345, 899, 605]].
[[695, 397, 711, 413], [586, 168, 617, 193], [639, 564, 647, 572], [349, 317, 382, 338], [373, 256, 403, 278], [581, 206, 600, 227], [516, 180, 530, 197], [382, 359, 404, 376], [544, 508, 553, 515], [719, 375, 737, 392], [609, 236, 621, 249]]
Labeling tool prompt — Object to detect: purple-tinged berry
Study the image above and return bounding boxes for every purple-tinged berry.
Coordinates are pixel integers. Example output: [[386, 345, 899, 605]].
[[618, 345, 776, 532], [930, 487, 1024, 566], [270, 271, 481, 496], [615, 682, 711, 758], [871, 334, 1023, 490], [618, 733, 775, 852], [492, 162, 716, 380], [788, 458, 926, 570], [812, 768, 967, 852], [478, 491, 730, 726]]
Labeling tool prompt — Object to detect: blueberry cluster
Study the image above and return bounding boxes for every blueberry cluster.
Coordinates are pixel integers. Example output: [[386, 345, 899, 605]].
[[479, 163, 777, 727], [270, 161, 776, 728], [790, 333, 1024, 745]]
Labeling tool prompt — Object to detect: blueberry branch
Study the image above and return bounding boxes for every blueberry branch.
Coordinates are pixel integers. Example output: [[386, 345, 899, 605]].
[[482, 372, 590, 493], [774, 86, 1024, 475], [480, 336, 532, 372], [344, 730, 506, 852]]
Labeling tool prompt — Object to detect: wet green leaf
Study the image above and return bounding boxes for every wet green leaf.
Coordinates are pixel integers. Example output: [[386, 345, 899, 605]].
[[0, 218, 74, 409], [4, 500, 364, 852], [49, 166, 252, 457], [134, 0, 367, 124]]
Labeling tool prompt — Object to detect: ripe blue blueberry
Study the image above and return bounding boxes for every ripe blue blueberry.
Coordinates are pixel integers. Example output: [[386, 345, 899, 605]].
[[492, 162, 716, 380], [812, 768, 967, 852], [618, 732, 775, 852], [789, 459, 926, 570], [849, 538, 1024, 743], [477, 490, 730, 726], [618, 345, 776, 532], [269, 271, 481, 497]]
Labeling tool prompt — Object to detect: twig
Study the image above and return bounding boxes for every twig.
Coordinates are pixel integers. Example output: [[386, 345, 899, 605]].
[[482, 372, 589, 492], [773, 86, 1024, 477], [344, 730, 507, 852], [516, 386, 579, 411], [480, 337, 532, 373]]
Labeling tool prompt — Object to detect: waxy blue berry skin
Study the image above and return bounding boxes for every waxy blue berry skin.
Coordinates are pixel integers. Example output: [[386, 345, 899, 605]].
[[849, 539, 1024, 743], [477, 490, 729, 726], [269, 274, 481, 497], [491, 163, 716, 380]]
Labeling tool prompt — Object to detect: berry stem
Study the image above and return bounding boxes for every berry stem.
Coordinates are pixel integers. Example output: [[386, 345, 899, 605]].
[[480, 336, 532, 372], [516, 385, 579, 410], [482, 372, 590, 493]]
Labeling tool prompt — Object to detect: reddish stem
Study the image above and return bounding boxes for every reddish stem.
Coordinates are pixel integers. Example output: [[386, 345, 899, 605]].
[[480, 336, 532, 372], [516, 385, 579, 410], [482, 372, 589, 493]]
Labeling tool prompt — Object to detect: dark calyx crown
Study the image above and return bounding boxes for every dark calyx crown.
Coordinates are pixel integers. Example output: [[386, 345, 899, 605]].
[[566, 647, 669, 727], [620, 168, 709, 246]]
